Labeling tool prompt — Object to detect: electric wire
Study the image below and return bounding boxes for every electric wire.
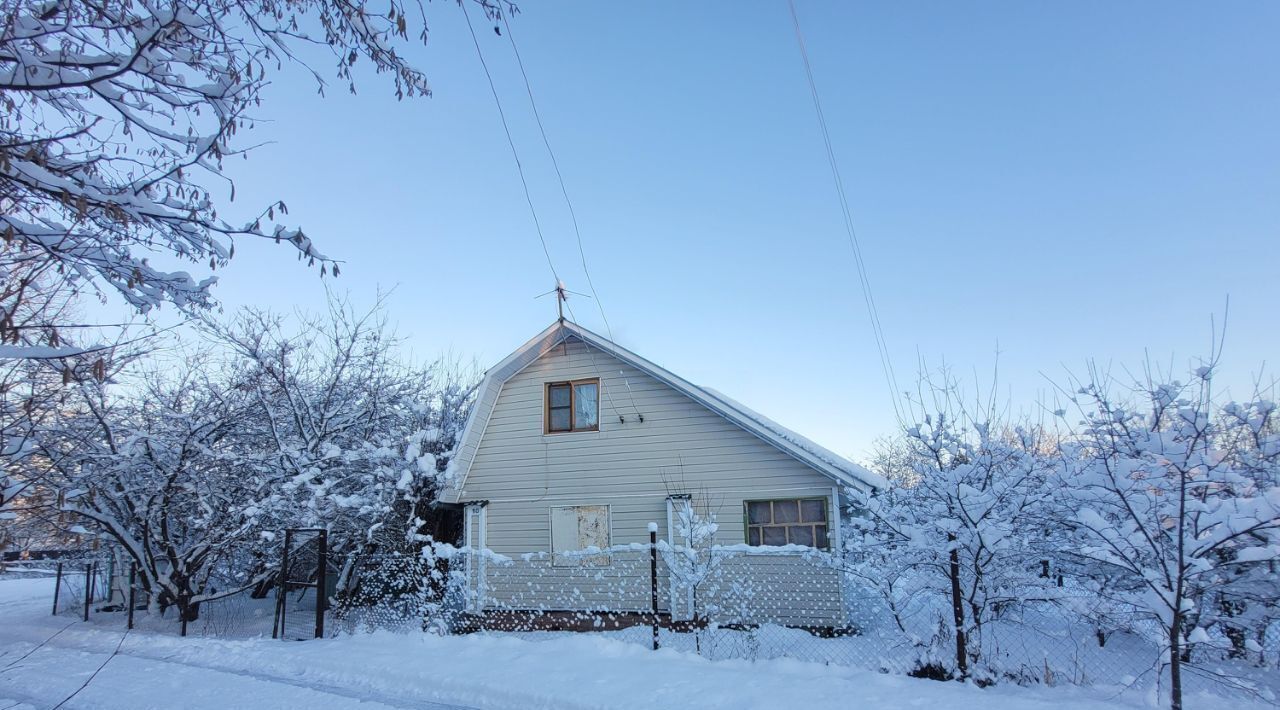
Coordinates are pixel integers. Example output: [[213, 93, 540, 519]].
[[500, 13, 643, 421], [0, 618, 78, 672], [464, 4, 637, 423], [49, 631, 128, 706], [460, 1, 559, 284], [786, 0, 905, 425]]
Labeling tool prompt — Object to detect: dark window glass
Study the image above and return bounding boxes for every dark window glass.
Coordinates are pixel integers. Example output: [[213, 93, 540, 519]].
[[747, 528, 761, 546], [773, 500, 800, 523], [814, 525, 828, 546], [549, 407, 572, 432], [801, 499, 826, 523], [761, 526, 786, 546], [549, 384, 571, 408], [788, 525, 814, 547], [747, 501, 772, 525]]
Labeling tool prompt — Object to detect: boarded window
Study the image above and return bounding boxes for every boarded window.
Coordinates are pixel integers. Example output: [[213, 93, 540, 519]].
[[546, 379, 599, 433], [745, 498, 829, 550], [551, 505, 610, 566]]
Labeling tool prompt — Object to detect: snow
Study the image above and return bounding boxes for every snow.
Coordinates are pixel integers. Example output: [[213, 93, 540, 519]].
[[0, 575, 1266, 710]]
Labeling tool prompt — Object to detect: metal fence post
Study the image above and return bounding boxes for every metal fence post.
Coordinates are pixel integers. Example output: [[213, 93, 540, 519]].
[[82, 562, 93, 621], [106, 557, 115, 605], [315, 529, 327, 639], [127, 563, 137, 630], [649, 523, 659, 651], [274, 529, 292, 640], [52, 562, 63, 616]]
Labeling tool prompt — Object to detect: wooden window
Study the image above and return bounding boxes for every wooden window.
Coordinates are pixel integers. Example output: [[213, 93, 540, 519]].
[[545, 379, 599, 433], [744, 498, 829, 550], [550, 505, 610, 566]]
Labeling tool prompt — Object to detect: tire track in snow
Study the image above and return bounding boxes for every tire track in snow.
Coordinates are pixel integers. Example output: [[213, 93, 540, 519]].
[[3, 629, 477, 710]]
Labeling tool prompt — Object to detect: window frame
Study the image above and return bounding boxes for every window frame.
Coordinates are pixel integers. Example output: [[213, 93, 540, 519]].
[[544, 378, 600, 434], [743, 497, 830, 550], [549, 504, 612, 567]]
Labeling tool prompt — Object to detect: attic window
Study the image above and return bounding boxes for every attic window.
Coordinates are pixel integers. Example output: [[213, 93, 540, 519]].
[[546, 379, 599, 433], [745, 498, 829, 549]]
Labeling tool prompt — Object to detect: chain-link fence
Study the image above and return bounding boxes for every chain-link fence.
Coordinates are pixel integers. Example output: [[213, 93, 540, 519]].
[[46, 558, 115, 619], [334, 538, 1277, 701], [32, 537, 333, 640], [29, 536, 1278, 701], [331, 551, 458, 634]]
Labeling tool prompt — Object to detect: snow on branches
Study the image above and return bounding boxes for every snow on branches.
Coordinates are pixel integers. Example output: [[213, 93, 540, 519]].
[[848, 382, 1057, 681], [1057, 365, 1280, 709], [0, 0, 511, 335], [19, 293, 474, 622], [852, 362, 1279, 708]]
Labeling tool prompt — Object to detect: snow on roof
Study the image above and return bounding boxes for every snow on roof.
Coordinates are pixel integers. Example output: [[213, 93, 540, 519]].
[[443, 320, 886, 499]]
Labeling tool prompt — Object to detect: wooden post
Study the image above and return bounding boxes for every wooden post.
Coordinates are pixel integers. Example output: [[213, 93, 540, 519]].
[[315, 529, 327, 639], [127, 563, 137, 630], [649, 523, 659, 651], [82, 562, 92, 622], [52, 562, 63, 616]]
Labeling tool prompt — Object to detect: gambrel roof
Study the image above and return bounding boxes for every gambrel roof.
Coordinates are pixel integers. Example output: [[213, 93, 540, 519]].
[[442, 320, 886, 501]]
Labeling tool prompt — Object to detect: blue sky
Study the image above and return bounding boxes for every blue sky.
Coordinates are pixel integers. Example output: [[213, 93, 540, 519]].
[[173, 1, 1277, 462]]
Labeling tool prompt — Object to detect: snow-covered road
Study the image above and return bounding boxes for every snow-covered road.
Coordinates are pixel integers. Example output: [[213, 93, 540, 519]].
[[0, 575, 1258, 709], [0, 577, 470, 710]]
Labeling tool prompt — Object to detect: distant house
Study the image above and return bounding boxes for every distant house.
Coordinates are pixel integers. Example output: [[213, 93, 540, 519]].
[[439, 319, 885, 629]]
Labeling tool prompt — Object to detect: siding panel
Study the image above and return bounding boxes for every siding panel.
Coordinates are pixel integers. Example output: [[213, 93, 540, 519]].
[[459, 337, 849, 625]]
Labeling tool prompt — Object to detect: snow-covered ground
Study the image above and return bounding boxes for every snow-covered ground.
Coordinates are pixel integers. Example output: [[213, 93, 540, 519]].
[[0, 575, 1264, 710]]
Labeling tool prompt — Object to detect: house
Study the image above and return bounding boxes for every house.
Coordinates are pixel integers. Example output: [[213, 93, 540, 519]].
[[439, 319, 885, 629]]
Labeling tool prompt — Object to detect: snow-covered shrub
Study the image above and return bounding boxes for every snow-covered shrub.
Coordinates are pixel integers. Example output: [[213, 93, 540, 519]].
[[1057, 364, 1280, 710], [848, 378, 1058, 681]]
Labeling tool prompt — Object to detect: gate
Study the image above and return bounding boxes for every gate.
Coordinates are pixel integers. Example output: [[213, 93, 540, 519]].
[[272, 528, 330, 640]]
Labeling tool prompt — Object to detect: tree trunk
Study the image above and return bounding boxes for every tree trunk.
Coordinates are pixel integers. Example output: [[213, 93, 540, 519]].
[[948, 534, 968, 679], [1168, 612, 1183, 710], [178, 593, 201, 622]]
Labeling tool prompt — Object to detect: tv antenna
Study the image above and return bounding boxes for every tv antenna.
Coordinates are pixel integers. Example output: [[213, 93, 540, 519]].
[[535, 281, 591, 323]]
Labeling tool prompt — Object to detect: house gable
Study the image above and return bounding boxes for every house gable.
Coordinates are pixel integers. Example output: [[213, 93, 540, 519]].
[[442, 321, 883, 509]]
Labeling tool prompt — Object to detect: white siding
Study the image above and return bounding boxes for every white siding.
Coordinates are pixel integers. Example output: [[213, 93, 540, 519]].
[[457, 337, 848, 625]]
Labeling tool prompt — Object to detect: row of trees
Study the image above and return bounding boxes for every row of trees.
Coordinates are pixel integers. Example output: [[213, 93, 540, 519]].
[[2, 293, 474, 623], [2, 0, 506, 601], [849, 364, 1280, 710]]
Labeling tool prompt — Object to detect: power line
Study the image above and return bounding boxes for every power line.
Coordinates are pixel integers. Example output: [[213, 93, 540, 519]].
[[500, 14, 611, 339], [464, 5, 641, 423], [50, 628, 130, 710], [499, 13, 642, 421], [460, 1, 559, 284], [786, 0, 905, 426]]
